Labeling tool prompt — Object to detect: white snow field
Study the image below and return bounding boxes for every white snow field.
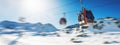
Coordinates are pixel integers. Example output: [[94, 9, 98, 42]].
[[0, 17, 120, 45], [0, 29, 120, 45]]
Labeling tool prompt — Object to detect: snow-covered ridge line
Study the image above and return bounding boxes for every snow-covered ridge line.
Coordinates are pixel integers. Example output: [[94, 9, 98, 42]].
[[0, 17, 120, 45], [0, 20, 58, 32], [65, 17, 120, 33]]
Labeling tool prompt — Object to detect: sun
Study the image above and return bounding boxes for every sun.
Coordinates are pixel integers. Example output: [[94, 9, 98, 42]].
[[19, 0, 59, 23], [21, 0, 54, 13]]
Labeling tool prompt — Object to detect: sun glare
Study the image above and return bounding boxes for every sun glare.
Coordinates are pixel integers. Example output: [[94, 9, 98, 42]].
[[20, 0, 58, 23]]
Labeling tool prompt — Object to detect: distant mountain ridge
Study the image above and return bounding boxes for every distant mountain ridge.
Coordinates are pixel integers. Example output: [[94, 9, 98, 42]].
[[0, 20, 58, 32], [0, 17, 120, 36]]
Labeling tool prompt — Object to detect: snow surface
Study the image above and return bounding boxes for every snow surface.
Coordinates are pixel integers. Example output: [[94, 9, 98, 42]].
[[0, 29, 120, 45], [0, 17, 120, 45]]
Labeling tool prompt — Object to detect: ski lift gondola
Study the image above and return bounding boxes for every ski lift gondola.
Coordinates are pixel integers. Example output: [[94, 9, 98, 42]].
[[60, 17, 67, 25], [77, 0, 95, 32], [78, 0, 95, 24], [78, 8, 95, 24], [59, 13, 67, 25]]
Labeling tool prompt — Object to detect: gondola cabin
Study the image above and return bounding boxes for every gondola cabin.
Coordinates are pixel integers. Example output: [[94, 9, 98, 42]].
[[59, 17, 67, 25]]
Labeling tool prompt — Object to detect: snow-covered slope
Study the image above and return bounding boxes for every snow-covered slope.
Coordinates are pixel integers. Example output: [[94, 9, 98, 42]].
[[0, 28, 120, 45], [0, 17, 120, 45], [0, 20, 58, 32], [66, 17, 120, 33], [0, 20, 58, 36]]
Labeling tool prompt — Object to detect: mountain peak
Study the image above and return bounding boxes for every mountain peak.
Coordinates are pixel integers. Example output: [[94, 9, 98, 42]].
[[0, 20, 58, 33], [65, 17, 120, 33]]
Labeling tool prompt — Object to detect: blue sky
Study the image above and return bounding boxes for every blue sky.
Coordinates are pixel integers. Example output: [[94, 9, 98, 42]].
[[0, 0, 120, 29], [56, 0, 120, 28]]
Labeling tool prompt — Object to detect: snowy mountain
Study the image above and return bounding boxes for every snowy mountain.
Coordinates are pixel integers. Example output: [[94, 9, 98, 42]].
[[0, 17, 120, 45], [0, 21, 20, 29], [0, 20, 58, 36], [59, 17, 120, 45], [0, 20, 57, 31], [65, 17, 120, 33]]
